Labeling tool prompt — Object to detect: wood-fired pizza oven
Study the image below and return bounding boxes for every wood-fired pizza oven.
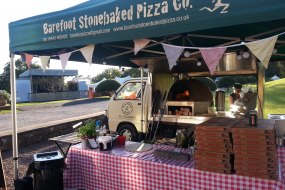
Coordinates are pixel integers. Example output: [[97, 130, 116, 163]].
[[166, 78, 213, 116]]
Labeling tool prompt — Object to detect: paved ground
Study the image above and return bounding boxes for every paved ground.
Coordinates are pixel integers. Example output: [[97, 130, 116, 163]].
[[2, 140, 68, 190], [0, 98, 109, 132], [1, 98, 109, 189]]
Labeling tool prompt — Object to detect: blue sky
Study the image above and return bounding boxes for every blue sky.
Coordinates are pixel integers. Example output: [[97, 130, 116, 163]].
[[0, 0, 114, 77]]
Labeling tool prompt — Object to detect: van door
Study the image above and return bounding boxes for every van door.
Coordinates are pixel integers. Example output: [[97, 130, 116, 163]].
[[108, 81, 145, 133]]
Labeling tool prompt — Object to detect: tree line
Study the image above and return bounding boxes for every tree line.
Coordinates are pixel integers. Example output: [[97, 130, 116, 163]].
[[0, 59, 146, 93], [0, 59, 283, 94], [0, 59, 40, 93], [91, 67, 147, 83]]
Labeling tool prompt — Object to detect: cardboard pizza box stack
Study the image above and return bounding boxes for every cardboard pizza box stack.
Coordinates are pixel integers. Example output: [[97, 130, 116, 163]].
[[232, 119, 277, 180], [195, 117, 237, 174]]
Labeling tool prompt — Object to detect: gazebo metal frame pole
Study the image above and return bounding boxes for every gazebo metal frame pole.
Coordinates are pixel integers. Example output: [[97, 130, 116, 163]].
[[140, 67, 144, 137], [10, 53, 19, 180]]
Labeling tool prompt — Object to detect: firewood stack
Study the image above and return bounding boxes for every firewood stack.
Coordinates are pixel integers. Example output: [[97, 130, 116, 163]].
[[194, 118, 235, 174], [232, 119, 277, 180], [168, 107, 192, 116]]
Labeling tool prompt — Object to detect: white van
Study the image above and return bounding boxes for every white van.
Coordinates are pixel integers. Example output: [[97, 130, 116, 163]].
[[106, 72, 213, 142], [106, 77, 151, 141], [106, 70, 210, 142], [106, 55, 259, 142]]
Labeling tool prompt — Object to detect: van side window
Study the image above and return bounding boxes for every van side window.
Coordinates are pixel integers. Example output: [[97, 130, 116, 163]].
[[116, 82, 142, 100]]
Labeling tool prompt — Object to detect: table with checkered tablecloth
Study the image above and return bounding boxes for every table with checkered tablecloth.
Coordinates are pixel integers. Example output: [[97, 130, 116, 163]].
[[64, 142, 285, 190]]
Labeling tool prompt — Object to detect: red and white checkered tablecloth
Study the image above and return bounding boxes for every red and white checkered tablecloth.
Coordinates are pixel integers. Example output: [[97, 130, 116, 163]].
[[64, 143, 285, 190]]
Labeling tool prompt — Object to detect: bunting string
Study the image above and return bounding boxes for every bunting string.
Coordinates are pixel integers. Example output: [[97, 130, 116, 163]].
[[154, 31, 285, 49], [20, 31, 285, 58], [20, 31, 285, 73]]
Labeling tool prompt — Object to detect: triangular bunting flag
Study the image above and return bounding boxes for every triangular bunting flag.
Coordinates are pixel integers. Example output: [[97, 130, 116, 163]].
[[162, 44, 184, 69], [24, 53, 34, 69], [80, 44, 95, 65], [39, 56, 50, 72], [59, 52, 72, 71], [199, 47, 227, 75], [20, 53, 34, 69], [134, 39, 150, 55], [246, 35, 278, 69]]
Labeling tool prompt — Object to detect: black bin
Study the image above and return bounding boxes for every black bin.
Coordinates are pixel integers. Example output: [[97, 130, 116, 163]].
[[33, 151, 64, 190]]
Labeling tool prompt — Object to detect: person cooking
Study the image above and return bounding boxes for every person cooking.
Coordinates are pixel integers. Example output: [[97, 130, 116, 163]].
[[229, 83, 244, 106]]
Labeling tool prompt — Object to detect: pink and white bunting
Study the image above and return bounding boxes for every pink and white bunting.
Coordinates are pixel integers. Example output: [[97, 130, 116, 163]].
[[80, 44, 95, 65], [16, 33, 281, 74], [199, 47, 227, 75], [246, 35, 278, 69], [162, 44, 184, 69], [24, 53, 34, 69], [59, 52, 72, 71], [39, 56, 50, 72], [134, 39, 150, 55]]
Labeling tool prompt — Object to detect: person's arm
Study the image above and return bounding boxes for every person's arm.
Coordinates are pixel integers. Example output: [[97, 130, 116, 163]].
[[240, 91, 245, 99], [229, 94, 234, 106]]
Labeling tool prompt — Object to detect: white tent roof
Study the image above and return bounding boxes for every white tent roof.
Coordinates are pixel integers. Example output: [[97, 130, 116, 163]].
[[271, 75, 280, 80], [95, 78, 107, 86], [115, 76, 131, 84], [88, 78, 107, 90]]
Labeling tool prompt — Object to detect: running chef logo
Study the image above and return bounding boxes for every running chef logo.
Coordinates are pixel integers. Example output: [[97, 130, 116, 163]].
[[200, 0, 230, 14], [121, 102, 133, 115]]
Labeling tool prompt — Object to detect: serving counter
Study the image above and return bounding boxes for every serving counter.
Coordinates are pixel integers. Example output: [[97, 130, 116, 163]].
[[64, 142, 285, 190], [151, 111, 235, 127]]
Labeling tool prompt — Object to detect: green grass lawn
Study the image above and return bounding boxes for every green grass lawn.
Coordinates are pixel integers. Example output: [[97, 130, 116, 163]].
[[263, 78, 285, 118], [224, 79, 285, 118], [0, 110, 11, 114], [0, 97, 110, 114], [16, 99, 75, 107], [1, 81, 284, 118], [0, 98, 84, 114]]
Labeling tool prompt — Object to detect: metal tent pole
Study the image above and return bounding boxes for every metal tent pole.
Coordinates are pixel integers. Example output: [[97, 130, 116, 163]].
[[140, 67, 144, 137], [10, 53, 19, 180], [257, 62, 265, 118]]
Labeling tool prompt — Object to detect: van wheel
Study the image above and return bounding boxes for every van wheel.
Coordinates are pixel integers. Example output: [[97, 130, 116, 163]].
[[117, 124, 138, 142]]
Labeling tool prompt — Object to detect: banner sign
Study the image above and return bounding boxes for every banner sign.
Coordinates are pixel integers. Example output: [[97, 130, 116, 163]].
[[9, 0, 285, 53], [41, 0, 192, 42]]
